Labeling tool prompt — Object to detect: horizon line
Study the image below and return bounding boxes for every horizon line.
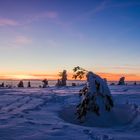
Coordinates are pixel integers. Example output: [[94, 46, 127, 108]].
[[0, 78, 140, 82], [0, 73, 140, 81]]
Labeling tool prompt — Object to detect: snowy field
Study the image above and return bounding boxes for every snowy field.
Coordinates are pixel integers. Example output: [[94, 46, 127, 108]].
[[0, 85, 140, 140]]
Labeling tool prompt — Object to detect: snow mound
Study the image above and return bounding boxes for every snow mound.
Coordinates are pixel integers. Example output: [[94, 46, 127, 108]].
[[59, 104, 139, 128]]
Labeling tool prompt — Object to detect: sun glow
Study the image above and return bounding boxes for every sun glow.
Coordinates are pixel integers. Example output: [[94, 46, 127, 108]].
[[13, 74, 36, 80], [0, 73, 59, 80], [0, 74, 36, 80]]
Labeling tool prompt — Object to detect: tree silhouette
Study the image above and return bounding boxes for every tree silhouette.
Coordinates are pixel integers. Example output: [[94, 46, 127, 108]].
[[72, 66, 88, 80]]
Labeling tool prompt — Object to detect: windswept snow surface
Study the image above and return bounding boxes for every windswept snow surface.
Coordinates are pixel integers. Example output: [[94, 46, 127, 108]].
[[0, 85, 140, 140]]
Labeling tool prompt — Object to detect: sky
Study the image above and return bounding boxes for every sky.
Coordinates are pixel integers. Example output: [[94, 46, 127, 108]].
[[0, 0, 140, 81]]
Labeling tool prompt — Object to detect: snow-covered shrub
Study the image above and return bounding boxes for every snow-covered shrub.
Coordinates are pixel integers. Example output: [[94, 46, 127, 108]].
[[73, 67, 114, 120]]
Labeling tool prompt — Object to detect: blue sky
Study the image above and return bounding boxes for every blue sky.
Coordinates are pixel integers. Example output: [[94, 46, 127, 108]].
[[0, 0, 140, 80]]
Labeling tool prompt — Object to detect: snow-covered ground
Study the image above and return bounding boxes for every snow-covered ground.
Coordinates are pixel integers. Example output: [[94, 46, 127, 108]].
[[0, 85, 140, 140]]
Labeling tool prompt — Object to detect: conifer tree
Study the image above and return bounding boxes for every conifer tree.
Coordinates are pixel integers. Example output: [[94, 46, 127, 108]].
[[58, 70, 67, 86]]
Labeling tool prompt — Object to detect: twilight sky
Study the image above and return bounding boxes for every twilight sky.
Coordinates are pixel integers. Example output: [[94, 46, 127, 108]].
[[0, 0, 140, 80]]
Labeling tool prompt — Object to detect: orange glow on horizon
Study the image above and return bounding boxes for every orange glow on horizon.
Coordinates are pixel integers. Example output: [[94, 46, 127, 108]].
[[97, 73, 140, 81], [0, 73, 59, 80], [0, 72, 140, 81]]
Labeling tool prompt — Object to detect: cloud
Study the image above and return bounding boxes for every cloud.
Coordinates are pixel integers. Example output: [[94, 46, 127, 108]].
[[69, 0, 109, 24], [0, 18, 19, 26], [0, 11, 58, 26], [92, 0, 109, 14], [24, 11, 58, 24], [109, 1, 140, 8], [13, 36, 31, 45], [111, 66, 140, 71], [5, 36, 32, 48], [97, 72, 140, 81]]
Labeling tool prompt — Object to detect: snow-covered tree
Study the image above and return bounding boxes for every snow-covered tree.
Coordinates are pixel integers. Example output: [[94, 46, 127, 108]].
[[42, 79, 48, 88], [118, 77, 125, 85], [58, 70, 67, 86], [73, 66, 114, 121], [27, 81, 31, 88], [18, 80, 24, 88], [0, 82, 4, 88]]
